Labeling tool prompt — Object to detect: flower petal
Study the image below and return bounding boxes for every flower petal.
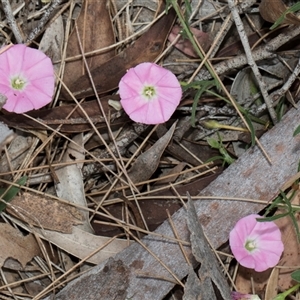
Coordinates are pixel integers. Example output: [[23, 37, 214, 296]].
[[229, 214, 284, 272], [0, 44, 55, 113], [119, 62, 182, 124]]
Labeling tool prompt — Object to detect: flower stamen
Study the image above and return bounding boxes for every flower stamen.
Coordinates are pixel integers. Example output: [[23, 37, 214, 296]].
[[245, 240, 256, 252], [11, 76, 26, 90], [143, 86, 156, 99]]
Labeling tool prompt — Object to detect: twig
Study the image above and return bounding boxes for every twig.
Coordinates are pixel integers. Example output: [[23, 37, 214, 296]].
[[270, 56, 300, 105], [26, 0, 64, 43], [196, 25, 300, 81], [227, 0, 277, 124], [1, 0, 24, 43]]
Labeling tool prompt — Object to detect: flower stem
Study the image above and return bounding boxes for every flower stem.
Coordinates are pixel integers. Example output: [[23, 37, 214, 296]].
[[168, 0, 219, 85]]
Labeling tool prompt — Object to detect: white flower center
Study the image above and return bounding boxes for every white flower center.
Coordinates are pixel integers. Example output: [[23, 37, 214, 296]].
[[11, 76, 27, 90], [142, 86, 156, 100], [245, 239, 257, 252]]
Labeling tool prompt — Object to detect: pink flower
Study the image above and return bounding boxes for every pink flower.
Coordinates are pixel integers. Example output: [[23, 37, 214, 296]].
[[0, 44, 55, 113], [119, 62, 182, 124], [229, 214, 284, 272]]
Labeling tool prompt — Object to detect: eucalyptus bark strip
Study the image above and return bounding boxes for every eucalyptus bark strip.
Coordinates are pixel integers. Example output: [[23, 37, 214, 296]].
[[43, 104, 300, 299]]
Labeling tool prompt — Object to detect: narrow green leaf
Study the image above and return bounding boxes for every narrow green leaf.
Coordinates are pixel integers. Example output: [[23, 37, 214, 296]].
[[257, 212, 290, 222], [243, 112, 256, 147], [205, 156, 224, 164], [270, 2, 300, 30], [293, 124, 300, 136], [0, 176, 27, 212], [207, 138, 220, 149], [291, 270, 300, 283]]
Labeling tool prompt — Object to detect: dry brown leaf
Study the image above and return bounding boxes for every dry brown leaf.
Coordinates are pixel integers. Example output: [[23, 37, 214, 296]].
[[62, 0, 115, 95], [0, 95, 124, 133], [154, 162, 186, 185], [0, 223, 41, 268], [7, 192, 83, 233], [265, 268, 280, 299], [66, 6, 177, 99], [235, 266, 271, 296], [259, 0, 300, 25], [168, 25, 212, 57], [128, 122, 177, 184]]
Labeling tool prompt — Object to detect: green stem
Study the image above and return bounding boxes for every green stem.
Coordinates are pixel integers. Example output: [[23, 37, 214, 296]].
[[273, 283, 300, 299], [169, 0, 219, 85]]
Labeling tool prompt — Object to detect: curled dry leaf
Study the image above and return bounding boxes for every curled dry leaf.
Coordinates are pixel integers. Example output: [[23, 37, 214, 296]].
[[259, 0, 300, 25], [7, 192, 83, 233]]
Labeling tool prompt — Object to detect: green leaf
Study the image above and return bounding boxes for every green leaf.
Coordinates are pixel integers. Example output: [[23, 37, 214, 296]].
[[258, 212, 290, 222], [0, 176, 27, 212], [184, 0, 192, 22], [207, 138, 220, 149], [272, 283, 300, 300], [190, 80, 215, 126], [270, 2, 300, 30], [205, 156, 224, 164], [293, 124, 300, 136], [291, 270, 300, 283], [243, 112, 256, 147]]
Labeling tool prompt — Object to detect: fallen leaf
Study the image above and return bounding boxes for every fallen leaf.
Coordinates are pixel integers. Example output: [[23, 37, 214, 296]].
[[128, 122, 177, 184], [154, 162, 186, 185], [265, 268, 280, 299], [0, 223, 41, 268], [259, 0, 300, 25], [168, 25, 212, 57], [11, 216, 132, 264], [55, 133, 93, 233], [0, 95, 125, 133], [66, 6, 177, 99], [7, 192, 83, 233], [62, 0, 115, 97]]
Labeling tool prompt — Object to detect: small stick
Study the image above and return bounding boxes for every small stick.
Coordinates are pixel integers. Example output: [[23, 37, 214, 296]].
[[270, 56, 300, 106], [227, 0, 277, 124], [26, 0, 64, 43], [1, 0, 24, 43]]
